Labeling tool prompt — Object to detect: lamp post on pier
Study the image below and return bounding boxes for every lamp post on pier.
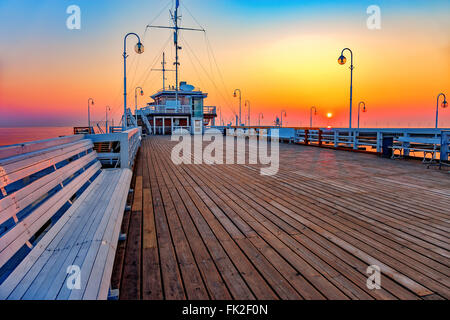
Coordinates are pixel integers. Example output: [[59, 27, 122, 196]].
[[87, 98, 94, 132], [310, 106, 317, 128], [135, 87, 144, 125], [233, 89, 242, 126], [436, 93, 448, 129], [245, 100, 251, 126], [358, 101, 366, 129], [123, 33, 144, 131], [338, 48, 354, 129], [258, 113, 264, 126]]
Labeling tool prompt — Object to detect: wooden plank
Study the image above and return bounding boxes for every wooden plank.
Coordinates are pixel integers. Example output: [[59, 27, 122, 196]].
[[141, 142, 163, 300], [112, 136, 450, 300], [119, 151, 143, 300], [0, 135, 84, 160], [0, 140, 93, 188], [0, 168, 105, 299], [94, 169, 133, 300], [0, 161, 101, 270], [0, 151, 97, 222], [18, 170, 119, 299]]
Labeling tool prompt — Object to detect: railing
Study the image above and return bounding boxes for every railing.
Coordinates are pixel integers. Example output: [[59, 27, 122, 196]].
[[219, 126, 450, 161], [140, 105, 192, 114], [173, 126, 191, 134], [86, 127, 141, 169]]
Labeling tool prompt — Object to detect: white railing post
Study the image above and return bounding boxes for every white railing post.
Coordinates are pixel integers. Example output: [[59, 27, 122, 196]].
[[403, 132, 410, 157], [353, 130, 358, 150]]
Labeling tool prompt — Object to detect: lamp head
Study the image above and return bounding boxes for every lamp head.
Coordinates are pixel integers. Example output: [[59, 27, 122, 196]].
[[135, 42, 144, 54], [363, 106, 367, 113], [233, 92, 237, 98], [140, 90, 144, 96], [338, 55, 347, 65], [442, 100, 448, 109]]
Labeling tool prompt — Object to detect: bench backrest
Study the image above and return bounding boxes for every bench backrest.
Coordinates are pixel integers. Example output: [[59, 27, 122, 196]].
[[0, 136, 102, 280]]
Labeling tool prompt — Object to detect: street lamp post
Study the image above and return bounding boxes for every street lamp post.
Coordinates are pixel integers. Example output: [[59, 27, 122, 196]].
[[123, 33, 144, 131], [436, 93, 448, 129], [105, 106, 111, 133], [258, 113, 264, 126], [281, 110, 287, 127], [310, 106, 317, 128], [87, 98, 94, 132], [338, 48, 354, 129], [233, 89, 242, 126], [358, 101, 366, 129], [245, 100, 251, 126], [135, 87, 144, 125]]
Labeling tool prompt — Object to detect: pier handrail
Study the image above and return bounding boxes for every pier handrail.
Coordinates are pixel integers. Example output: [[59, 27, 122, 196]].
[[220, 126, 450, 161], [86, 127, 141, 169]]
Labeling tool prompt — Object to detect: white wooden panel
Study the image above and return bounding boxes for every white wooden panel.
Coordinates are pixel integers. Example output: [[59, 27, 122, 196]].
[[0, 151, 97, 224], [23, 172, 120, 300], [0, 140, 93, 188], [79, 169, 132, 300], [0, 162, 101, 270], [92, 169, 132, 300], [0, 168, 105, 299], [0, 135, 84, 160]]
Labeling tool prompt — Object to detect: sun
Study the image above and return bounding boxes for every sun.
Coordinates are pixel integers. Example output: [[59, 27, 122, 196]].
[[327, 112, 333, 118]]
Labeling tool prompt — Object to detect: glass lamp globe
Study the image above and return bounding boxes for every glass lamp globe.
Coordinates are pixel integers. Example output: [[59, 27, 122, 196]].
[[338, 55, 347, 65], [140, 90, 144, 96], [135, 42, 145, 54], [442, 100, 448, 109], [363, 106, 367, 113]]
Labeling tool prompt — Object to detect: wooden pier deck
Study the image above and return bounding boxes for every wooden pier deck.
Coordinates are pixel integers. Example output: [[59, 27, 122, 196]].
[[112, 136, 450, 300]]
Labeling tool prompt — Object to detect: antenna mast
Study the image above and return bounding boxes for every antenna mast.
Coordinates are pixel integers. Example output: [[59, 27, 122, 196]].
[[146, 0, 205, 105], [152, 52, 175, 90]]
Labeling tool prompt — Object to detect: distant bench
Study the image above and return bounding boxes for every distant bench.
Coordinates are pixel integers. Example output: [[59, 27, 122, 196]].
[[0, 135, 132, 300], [391, 137, 440, 163]]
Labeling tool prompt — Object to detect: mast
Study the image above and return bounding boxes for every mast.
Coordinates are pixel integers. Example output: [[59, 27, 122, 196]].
[[146, 0, 205, 104], [152, 52, 175, 90], [174, 0, 180, 104]]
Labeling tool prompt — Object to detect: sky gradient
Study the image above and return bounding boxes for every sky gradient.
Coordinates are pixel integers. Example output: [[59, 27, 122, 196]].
[[0, 0, 449, 128]]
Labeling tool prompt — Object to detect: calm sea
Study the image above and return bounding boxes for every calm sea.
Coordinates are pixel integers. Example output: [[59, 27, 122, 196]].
[[0, 127, 74, 147]]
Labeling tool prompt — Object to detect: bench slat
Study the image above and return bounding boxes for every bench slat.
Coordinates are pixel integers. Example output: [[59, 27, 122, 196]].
[[0, 167, 106, 299], [0, 136, 84, 160], [0, 151, 97, 223], [0, 140, 93, 188], [23, 171, 121, 300], [80, 169, 132, 300], [0, 162, 101, 271]]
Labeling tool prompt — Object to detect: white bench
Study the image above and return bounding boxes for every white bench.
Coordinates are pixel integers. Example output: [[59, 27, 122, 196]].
[[0, 135, 132, 300], [391, 137, 440, 163]]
